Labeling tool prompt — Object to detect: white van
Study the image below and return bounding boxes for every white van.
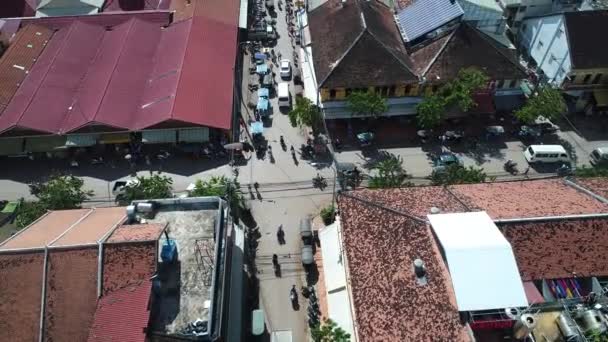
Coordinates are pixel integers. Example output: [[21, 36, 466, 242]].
[[277, 82, 290, 108], [524, 145, 569, 164]]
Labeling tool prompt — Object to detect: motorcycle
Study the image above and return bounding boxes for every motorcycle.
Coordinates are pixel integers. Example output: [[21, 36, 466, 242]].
[[313, 174, 327, 191], [290, 285, 299, 309], [279, 136, 286, 151], [504, 160, 518, 175]]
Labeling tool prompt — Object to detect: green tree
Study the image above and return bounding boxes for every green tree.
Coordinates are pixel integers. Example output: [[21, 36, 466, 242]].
[[368, 154, 411, 188], [514, 86, 566, 124], [443, 67, 489, 111], [190, 176, 245, 216], [29, 174, 93, 210], [288, 97, 322, 131], [431, 164, 488, 185], [320, 205, 336, 225], [15, 200, 47, 229], [120, 173, 173, 204], [416, 95, 446, 129], [311, 319, 351, 342], [346, 90, 388, 119]]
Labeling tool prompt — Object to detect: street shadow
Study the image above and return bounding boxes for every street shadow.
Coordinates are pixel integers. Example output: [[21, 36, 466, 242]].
[[149, 260, 182, 330], [560, 114, 608, 141], [451, 139, 508, 165], [540, 134, 579, 165]]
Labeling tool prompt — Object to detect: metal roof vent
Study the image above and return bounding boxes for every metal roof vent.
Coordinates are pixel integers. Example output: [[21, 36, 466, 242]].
[[414, 258, 427, 285], [430, 207, 441, 214]]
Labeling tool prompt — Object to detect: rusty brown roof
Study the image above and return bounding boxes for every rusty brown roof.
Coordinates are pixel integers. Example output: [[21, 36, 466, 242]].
[[338, 193, 469, 341], [0, 209, 90, 250], [502, 218, 608, 280], [51, 207, 126, 246], [450, 179, 608, 219], [0, 251, 45, 342], [573, 177, 608, 200], [106, 223, 165, 243], [0, 24, 53, 114], [44, 247, 99, 342], [102, 242, 157, 294]]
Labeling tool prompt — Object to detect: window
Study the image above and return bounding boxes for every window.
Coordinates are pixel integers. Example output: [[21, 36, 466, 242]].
[[330, 89, 336, 99], [570, 75, 576, 83], [389, 85, 396, 97], [432, 85, 439, 93], [405, 84, 412, 95], [509, 80, 517, 88], [519, 5, 527, 12], [583, 74, 592, 84], [496, 80, 505, 88], [592, 74, 603, 84], [382, 86, 389, 96]]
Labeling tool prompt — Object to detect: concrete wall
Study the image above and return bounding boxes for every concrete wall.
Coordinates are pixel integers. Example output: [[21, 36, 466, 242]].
[[520, 14, 570, 86]]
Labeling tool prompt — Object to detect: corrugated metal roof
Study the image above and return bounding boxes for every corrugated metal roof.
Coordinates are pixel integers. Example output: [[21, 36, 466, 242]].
[[87, 282, 152, 342], [396, 0, 464, 42], [0, 5, 238, 136]]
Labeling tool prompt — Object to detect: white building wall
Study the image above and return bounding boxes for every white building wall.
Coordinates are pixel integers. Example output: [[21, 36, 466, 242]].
[[520, 14, 571, 86]]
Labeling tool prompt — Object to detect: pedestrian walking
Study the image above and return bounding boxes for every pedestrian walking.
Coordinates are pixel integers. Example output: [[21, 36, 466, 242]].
[[524, 167, 530, 177]]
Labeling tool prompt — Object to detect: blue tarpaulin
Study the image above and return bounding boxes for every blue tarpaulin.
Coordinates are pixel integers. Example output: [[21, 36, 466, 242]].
[[256, 63, 268, 75], [254, 52, 266, 61], [257, 98, 269, 110], [257, 88, 269, 98], [251, 122, 264, 134]]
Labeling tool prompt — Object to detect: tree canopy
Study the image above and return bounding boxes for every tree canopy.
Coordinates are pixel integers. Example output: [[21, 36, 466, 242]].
[[368, 154, 411, 188], [346, 90, 388, 118], [311, 319, 351, 342], [120, 173, 173, 204], [288, 97, 322, 130], [514, 86, 566, 124], [29, 174, 93, 210], [430, 164, 488, 185], [416, 67, 488, 128], [15, 201, 47, 229], [190, 176, 245, 216]]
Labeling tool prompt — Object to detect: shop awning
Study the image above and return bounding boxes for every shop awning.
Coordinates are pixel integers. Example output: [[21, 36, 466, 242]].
[[24, 136, 67, 153], [178, 128, 209, 143], [142, 130, 177, 144], [100, 133, 130, 144], [65, 134, 98, 147], [594, 90, 608, 107], [0, 138, 25, 156]]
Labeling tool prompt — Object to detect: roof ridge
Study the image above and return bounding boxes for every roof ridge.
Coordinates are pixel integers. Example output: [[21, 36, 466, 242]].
[[563, 178, 608, 205], [443, 185, 471, 211], [318, 26, 366, 88], [464, 23, 526, 75], [420, 28, 456, 77], [340, 191, 427, 223], [366, 27, 417, 79]]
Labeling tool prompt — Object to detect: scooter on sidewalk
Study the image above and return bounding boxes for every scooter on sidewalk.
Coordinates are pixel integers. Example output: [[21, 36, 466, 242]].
[[290, 285, 299, 310]]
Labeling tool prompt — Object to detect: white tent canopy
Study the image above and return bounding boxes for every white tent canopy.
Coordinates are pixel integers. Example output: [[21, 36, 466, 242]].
[[428, 211, 528, 311], [319, 219, 355, 337]]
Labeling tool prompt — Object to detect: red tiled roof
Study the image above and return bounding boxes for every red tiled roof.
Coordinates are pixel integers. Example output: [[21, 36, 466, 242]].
[[574, 177, 608, 200], [44, 247, 99, 342], [106, 223, 165, 242], [338, 193, 469, 341], [87, 282, 152, 342], [0, 251, 44, 342], [0, 4, 238, 136], [450, 179, 608, 219], [502, 218, 608, 281], [102, 241, 157, 294]]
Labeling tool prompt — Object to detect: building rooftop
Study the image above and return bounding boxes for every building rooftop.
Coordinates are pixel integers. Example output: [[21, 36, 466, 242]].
[[0, 207, 126, 249], [103, 0, 171, 11], [564, 10, 608, 70], [502, 218, 608, 280], [396, 0, 464, 42], [106, 223, 166, 243], [450, 179, 608, 219], [0, 2, 238, 136], [308, 0, 525, 89], [338, 192, 469, 341], [87, 282, 153, 342], [147, 202, 219, 334], [573, 177, 608, 200]]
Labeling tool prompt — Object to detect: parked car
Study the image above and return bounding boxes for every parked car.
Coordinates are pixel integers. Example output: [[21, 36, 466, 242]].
[[590, 147, 608, 166], [433, 152, 462, 171], [279, 59, 291, 79]]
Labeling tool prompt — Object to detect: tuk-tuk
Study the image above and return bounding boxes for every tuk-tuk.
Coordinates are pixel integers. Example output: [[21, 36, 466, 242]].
[[300, 218, 313, 245]]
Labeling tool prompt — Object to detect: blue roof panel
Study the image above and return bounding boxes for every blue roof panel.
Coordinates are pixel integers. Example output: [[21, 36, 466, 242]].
[[396, 0, 464, 42]]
